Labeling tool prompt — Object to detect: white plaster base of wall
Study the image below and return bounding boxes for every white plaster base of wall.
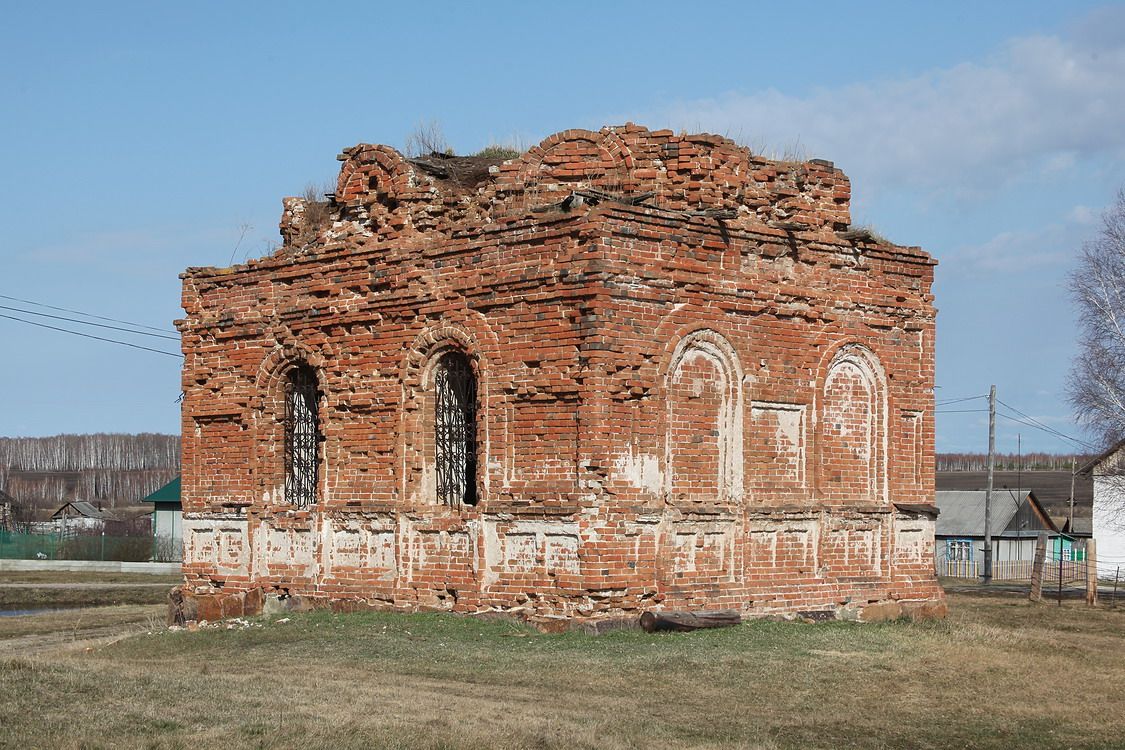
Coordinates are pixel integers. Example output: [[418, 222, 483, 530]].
[[0, 559, 182, 575]]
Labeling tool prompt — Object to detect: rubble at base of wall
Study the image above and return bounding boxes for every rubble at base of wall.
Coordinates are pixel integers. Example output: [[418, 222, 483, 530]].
[[835, 598, 949, 623], [168, 586, 263, 626], [167, 586, 947, 632]]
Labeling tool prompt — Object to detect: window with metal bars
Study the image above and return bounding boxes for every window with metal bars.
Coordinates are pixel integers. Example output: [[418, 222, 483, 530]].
[[434, 351, 477, 507], [284, 364, 321, 508]]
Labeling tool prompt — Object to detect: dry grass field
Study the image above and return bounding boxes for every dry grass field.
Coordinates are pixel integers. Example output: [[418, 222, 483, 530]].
[[0, 570, 179, 611], [0, 570, 182, 586], [1, 592, 1123, 750]]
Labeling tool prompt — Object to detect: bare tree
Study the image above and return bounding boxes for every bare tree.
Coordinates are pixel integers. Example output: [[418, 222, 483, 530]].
[[937, 453, 1090, 472], [1069, 190, 1125, 531], [0, 433, 180, 511], [1069, 189, 1125, 447]]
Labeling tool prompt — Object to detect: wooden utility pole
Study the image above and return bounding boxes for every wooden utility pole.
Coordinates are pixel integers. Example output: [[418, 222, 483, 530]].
[[1069, 456, 1076, 531], [983, 384, 996, 584], [1058, 537, 1065, 606], [1030, 531, 1047, 602], [1086, 539, 1099, 606]]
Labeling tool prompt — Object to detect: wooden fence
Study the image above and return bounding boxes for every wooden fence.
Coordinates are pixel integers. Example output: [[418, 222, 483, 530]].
[[936, 557, 1086, 582]]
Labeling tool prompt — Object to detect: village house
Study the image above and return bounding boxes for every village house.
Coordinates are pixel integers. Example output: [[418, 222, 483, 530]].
[[173, 124, 945, 624], [48, 500, 126, 536], [1079, 442, 1125, 580], [933, 489, 1074, 579], [143, 476, 183, 562], [936, 469, 1092, 538]]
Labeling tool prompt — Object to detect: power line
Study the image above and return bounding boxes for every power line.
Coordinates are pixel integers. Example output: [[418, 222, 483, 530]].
[[996, 412, 1087, 449], [996, 411, 1095, 451], [936, 394, 988, 406], [995, 399, 1096, 451], [937, 390, 1097, 451], [0, 312, 182, 359], [0, 305, 180, 341], [0, 293, 176, 334], [996, 398, 1057, 433]]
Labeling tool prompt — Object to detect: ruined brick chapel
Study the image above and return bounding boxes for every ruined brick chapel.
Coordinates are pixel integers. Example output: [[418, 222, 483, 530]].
[[175, 124, 945, 624]]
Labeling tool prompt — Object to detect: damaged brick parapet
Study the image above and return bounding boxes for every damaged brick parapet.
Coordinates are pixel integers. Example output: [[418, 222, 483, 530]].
[[275, 124, 859, 256], [174, 123, 943, 625]]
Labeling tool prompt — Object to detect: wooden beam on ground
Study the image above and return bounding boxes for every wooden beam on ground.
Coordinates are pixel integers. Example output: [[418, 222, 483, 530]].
[[639, 609, 741, 633]]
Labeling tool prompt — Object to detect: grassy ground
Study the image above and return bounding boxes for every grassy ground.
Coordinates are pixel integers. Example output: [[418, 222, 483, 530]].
[[1, 593, 1123, 749], [0, 570, 178, 609], [0, 570, 183, 585], [0, 586, 172, 608], [0, 604, 165, 642]]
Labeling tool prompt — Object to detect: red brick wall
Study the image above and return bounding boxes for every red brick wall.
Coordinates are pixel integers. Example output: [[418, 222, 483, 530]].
[[175, 124, 943, 622]]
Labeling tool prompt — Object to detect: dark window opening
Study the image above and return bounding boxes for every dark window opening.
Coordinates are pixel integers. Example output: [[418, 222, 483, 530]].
[[435, 351, 477, 507], [284, 365, 321, 508]]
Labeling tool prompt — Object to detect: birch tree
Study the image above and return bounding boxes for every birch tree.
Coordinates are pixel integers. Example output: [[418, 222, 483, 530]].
[[1070, 189, 1125, 447]]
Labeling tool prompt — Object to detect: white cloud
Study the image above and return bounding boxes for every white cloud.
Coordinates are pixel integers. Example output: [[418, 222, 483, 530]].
[[940, 217, 1091, 274], [1068, 205, 1096, 225], [647, 8, 1125, 198]]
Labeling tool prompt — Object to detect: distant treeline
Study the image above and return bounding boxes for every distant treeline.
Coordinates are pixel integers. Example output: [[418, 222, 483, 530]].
[[0, 433, 179, 472], [0, 434, 180, 511], [937, 453, 1093, 472]]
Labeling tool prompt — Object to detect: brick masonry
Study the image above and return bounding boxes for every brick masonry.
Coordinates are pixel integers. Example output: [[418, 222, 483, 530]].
[[174, 124, 945, 624]]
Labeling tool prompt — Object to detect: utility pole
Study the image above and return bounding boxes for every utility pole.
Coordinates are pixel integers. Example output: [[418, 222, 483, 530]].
[[983, 384, 996, 584], [1070, 456, 1076, 531]]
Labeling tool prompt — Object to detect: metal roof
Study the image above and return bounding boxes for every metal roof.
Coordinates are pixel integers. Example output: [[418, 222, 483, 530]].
[[50, 500, 114, 520], [934, 489, 1058, 538], [936, 471, 1092, 535], [142, 476, 181, 504]]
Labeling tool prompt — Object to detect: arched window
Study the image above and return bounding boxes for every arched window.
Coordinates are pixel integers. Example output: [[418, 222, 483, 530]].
[[434, 351, 477, 507], [284, 364, 321, 508]]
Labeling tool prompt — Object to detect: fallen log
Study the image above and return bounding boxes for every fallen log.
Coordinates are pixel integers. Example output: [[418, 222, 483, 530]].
[[639, 609, 741, 633]]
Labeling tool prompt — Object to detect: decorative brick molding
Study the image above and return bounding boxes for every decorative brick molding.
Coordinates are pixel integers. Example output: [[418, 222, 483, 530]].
[[174, 123, 943, 623]]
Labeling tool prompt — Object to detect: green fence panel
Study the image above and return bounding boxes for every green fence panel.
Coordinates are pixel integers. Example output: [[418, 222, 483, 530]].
[[0, 531, 153, 562]]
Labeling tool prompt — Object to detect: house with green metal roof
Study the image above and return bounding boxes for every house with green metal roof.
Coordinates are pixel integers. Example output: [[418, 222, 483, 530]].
[[143, 476, 182, 561]]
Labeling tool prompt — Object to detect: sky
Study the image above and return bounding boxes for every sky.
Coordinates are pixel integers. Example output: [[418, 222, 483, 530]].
[[2, 1, 1124, 456]]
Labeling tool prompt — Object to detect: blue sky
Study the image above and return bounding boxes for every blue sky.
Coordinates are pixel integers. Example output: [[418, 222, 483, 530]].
[[2, 1, 1123, 456]]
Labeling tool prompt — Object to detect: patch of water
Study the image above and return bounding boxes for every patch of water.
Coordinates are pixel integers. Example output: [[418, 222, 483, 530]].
[[0, 606, 81, 618]]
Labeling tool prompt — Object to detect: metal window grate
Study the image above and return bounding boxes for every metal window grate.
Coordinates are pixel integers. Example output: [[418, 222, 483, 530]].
[[435, 352, 477, 507], [284, 365, 321, 508]]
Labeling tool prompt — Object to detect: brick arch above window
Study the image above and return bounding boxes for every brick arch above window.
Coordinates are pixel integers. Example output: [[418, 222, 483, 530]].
[[250, 344, 327, 509], [403, 326, 481, 385], [253, 343, 326, 401], [400, 326, 490, 509]]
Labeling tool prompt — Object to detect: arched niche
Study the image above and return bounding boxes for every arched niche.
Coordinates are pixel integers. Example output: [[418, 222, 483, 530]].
[[817, 344, 887, 503], [663, 330, 744, 504]]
